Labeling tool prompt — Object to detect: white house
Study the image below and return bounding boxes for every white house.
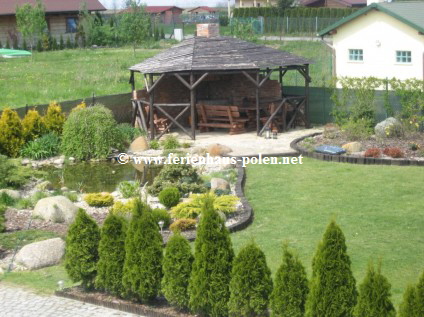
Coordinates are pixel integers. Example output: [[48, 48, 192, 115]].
[[318, 0, 424, 81], [235, 0, 277, 8]]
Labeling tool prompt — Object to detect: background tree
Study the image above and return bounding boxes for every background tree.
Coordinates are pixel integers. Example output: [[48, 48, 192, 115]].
[[188, 194, 234, 317], [65, 209, 100, 289], [306, 220, 357, 317], [15, 0, 46, 58], [228, 242, 273, 317], [277, 0, 295, 10], [270, 245, 309, 317], [355, 262, 395, 317], [95, 213, 127, 297], [162, 231, 194, 310]]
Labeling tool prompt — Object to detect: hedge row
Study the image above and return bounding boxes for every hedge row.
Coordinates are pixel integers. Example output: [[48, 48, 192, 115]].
[[233, 7, 358, 18]]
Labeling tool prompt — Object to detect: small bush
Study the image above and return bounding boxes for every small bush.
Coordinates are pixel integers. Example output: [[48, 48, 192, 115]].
[[161, 135, 180, 150], [0, 204, 6, 232], [44, 101, 65, 135], [118, 180, 140, 198], [110, 199, 136, 216], [159, 187, 181, 209], [152, 208, 172, 228], [0, 108, 25, 157], [30, 191, 49, 206], [323, 123, 340, 139], [149, 140, 160, 150], [364, 148, 381, 158], [409, 143, 419, 151], [20, 133, 61, 160], [342, 118, 373, 141], [383, 147, 404, 158], [71, 101, 86, 113], [84, 193, 114, 207], [15, 198, 33, 209], [181, 142, 191, 148], [0, 192, 16, 206], [22, 109, 46, 142], [0, 155, 35, 189], [170, 218, 196, 232], [64, 192, 78, 203], [116, 123, 143, 148]]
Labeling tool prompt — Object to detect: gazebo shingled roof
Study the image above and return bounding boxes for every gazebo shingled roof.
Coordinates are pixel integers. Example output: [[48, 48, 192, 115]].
[[129, 36, 312, 74]]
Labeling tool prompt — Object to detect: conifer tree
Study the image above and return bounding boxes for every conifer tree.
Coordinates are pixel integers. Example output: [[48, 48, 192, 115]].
[[95, 213, 127, 296], [398, 285, 418, 317], [65, 209, 100, 289], [417, 271, 424, 316], [162, 231, 193, 310], [270, 245, 308, 317], [228, 242, 273, 317], [188, 194, 234, 317], [22, 109, 46, 142], [355, 263, 395, 317], [306, 220, 357, 317], [122, 199, 163, 301], [0, 108, 24, 157]]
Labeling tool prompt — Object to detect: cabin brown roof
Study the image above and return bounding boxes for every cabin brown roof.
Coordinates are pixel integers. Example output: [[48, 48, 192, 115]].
[[0, 0, 106, 16], [129, 36, 311, 74]]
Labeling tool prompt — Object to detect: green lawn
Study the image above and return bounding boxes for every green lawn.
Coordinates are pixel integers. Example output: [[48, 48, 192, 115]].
[[232, 157, 424, 307]]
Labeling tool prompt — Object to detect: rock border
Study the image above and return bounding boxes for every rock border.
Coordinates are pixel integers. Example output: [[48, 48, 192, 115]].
[[290, 133, 424, 167]]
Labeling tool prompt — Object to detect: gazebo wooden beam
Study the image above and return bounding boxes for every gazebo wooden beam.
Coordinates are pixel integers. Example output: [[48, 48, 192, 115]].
[[191, 72, 209, 90], [144, 73, 165, 93], [174, 73, 192, 90], [149, 74, 155, 140], [242, 71, 259, 88], [190, 73, 196, 140]]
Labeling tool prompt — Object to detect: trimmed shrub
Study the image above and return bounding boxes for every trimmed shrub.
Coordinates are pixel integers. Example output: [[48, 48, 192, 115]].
[[110, 199, 136, 216], [0, 192, 15, 206], [162, 232, 194, 309], [271, 245, 309, 317], [383, 147, 404, 158], [22, 109, 46, 142], [96, 213, 127, 296], [188, 194, 234, 317], [306, 220, 357, 317], [118, 180, 140, 198], [169, 218, 196, 232], [61, 104, 121, 160], [0, 204, 6, 233], [44, 101, 65, 135], [161, 135, 180, 150], [20, 133, 61, 160], [158, 187, 180, 209], [84, 193, 114, 207], [0, 108, 24, 157], [228, 242, 273, 317], [0, 155, 35, 189], [122, 199, 163, 301], [152, 208, 171, 228], [149, 140, 160, 150], [399, 285, 418, 317], [364, 148, 381, 158], [65, 209, 100, 289], [355, 263, 395, 317]]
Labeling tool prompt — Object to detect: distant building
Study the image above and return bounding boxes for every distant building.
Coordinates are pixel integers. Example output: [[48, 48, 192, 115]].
[[186, 6, 218, 14], [0, 0, 105, 46], [235, 0, 278, 8], [318, 0, 424, 80], [144, 6, 183, 25], [299, 0, 366, 7]]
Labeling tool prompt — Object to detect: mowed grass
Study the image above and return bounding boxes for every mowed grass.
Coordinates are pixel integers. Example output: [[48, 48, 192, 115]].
[[232, 157, 424, 306], [0, 47, 160, 109]]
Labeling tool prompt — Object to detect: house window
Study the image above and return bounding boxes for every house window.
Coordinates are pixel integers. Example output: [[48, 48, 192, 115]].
[[349, 49, 363, 61], [396, 51, 411, 63], [66, 17, 78, 33]]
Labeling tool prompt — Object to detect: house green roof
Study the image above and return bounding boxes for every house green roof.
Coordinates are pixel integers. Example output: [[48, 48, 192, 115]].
[[318, 1, 424, 37]]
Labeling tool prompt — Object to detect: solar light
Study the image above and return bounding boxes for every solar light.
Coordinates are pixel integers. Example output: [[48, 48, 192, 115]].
[[265, 127, 271, 139], [57, 280, 64, 290], [158, 220, 164, 233], [272, 131, 278, 139]]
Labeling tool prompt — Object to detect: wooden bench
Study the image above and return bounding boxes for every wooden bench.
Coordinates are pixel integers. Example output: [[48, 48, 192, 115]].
[[196, 103, 248, 135]]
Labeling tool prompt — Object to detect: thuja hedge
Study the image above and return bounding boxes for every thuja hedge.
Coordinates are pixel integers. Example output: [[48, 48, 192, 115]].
[[233, 7, 358, 18], [64, 199, 423, 316]]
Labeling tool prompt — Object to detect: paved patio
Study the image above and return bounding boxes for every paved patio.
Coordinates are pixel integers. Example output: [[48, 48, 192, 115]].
[[178, 127, 323, 157]]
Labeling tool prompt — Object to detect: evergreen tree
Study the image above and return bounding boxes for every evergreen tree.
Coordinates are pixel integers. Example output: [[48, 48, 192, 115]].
[[306, 220, 357, 317], [66, 36, 72, 49], [59, 35, 64, 50], [162, 231, 194, 310], [228, 242, 273, 317], [188, 194, 234, 317], [22, 39, 28, 51], [160, 27, 165, 39], [6, 39, 10, 49], [417, 271, 424, 316], [36, 38, 42, 52], [398, 285, 418, 317], [355, 263, 395, 317], [270, 245, 308, 317], [154, 27, 160, 41], [95, 213, 127, 296], [65, 209, 100, 289], [122, 199, 163, 301]]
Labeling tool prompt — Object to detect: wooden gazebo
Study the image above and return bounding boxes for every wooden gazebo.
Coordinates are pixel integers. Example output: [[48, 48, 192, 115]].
[[129, 35, 312, 140]]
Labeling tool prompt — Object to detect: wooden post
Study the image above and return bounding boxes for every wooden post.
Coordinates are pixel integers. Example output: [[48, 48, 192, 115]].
[[256, 71, 260, 136], [279, 66, 283, 97], [305, 65, 311, 128], [149, 74, 155, 140], [190, 73, 196, 140]]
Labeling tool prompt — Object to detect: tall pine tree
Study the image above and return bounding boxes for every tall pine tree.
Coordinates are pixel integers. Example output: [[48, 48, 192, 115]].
[[270, 245, 309, 317], [188, 194, 234, 317], [398, 285, 418, 317], [306, 220, 357, 317], [65, 209, 100, 289], [95, 213, 127, 296], [228, 242, 273, 317], [355, 262, 395, 317], [162, 231, 193, 310], [122, 199, 163, 301]]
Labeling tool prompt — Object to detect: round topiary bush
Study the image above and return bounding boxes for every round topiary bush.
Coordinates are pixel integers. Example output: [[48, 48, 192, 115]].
[[84, 193, 114, 207], [61, 104, 121, 160], [158, 187, 181, 209], [152, 208, 172, 228]]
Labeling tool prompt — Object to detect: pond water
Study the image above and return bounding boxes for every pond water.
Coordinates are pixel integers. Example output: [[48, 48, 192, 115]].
[[41, 161, 162, 193]]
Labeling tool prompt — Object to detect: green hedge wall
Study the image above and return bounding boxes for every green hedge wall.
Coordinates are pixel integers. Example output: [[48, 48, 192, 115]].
[[233, 7, 358, 18]]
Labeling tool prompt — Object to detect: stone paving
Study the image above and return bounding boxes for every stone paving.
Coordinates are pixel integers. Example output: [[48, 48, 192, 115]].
[[0, 284, 141, 317]]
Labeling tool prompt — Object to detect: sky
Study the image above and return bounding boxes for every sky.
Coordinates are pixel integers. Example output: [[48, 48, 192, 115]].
[[99, 0, 234, 9]]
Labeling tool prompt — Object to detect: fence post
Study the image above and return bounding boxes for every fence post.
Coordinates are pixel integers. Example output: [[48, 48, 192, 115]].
[[286, 16, 289, 34], [315, 16, 318, 34]]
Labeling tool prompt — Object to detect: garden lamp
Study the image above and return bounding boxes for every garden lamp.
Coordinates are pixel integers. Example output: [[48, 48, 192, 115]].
[[158, 220, 164, 233]]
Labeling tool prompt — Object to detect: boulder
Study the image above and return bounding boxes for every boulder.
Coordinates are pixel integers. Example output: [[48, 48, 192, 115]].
[[342, 142, 362, 154], [36, 180, 54, 191], [53, 156, 65, 165], [130, 136, 149, 152], [211, 178, 230, 191], [21, 158, 30, 165], [15, 238, 65, 270], [33, 196, 78, 223], [206, 144, 232, 156], [374, 117, 404, 138], [0, 189, 21, 200]]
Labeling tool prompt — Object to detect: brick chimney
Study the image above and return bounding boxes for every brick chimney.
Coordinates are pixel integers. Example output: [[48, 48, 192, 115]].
[[196, 23, 220, 38]]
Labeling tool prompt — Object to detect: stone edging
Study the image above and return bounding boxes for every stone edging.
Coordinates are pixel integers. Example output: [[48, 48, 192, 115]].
[[290, 133, 424, 166]]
